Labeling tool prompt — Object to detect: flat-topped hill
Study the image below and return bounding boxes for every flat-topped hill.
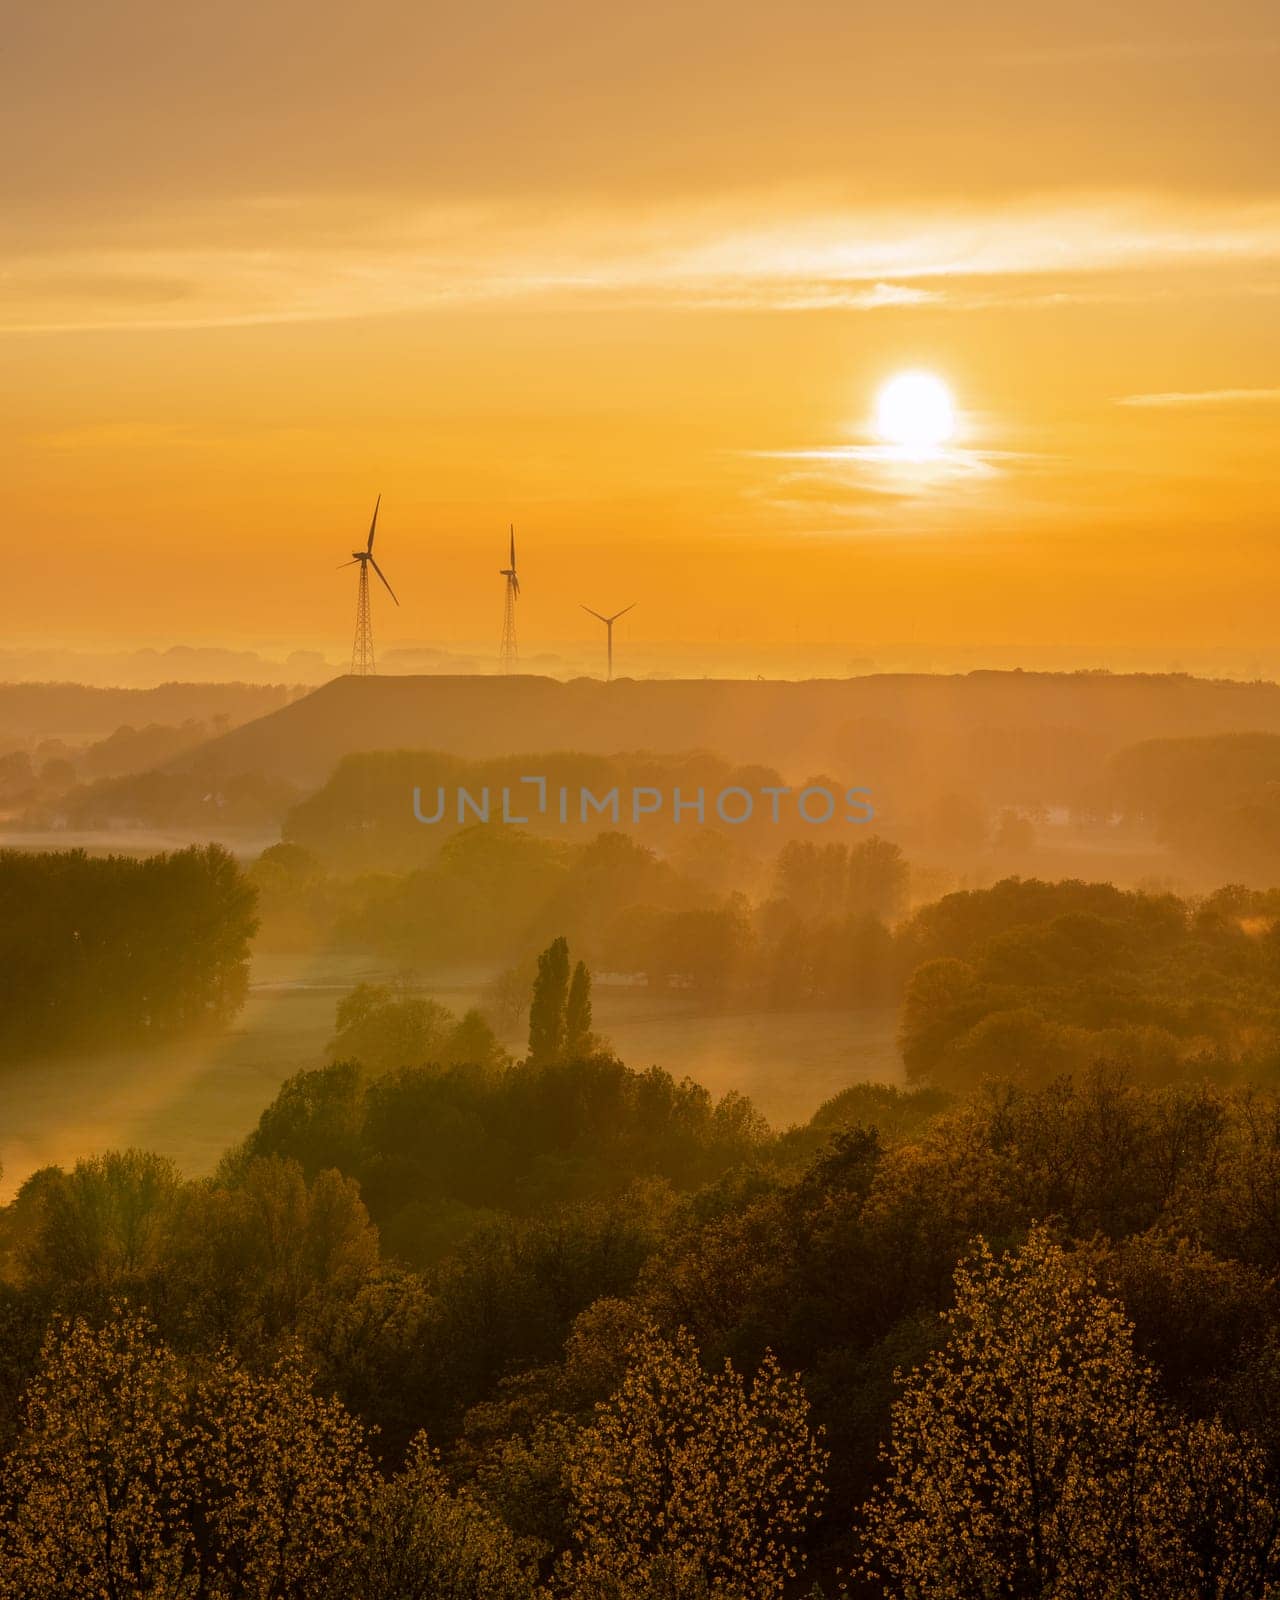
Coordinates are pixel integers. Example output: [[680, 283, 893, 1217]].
[[170, 671, 1280, 791]]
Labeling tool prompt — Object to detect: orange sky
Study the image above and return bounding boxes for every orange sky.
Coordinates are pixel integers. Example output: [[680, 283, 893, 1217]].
[[3, 0, 1278, 664]]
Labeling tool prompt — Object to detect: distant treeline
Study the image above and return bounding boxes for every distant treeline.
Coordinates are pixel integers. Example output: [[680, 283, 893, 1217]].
[[253, 827, 913, 1010], [0, 679, 294, 744], [0, 688, 302, 831], [257, 855, 1280, 1101], [282, 749, 882, 869], [17, 679, 1280, 887], [45, 764, 299, 831], [0, 846, 258, 1054], [1110, 731, 1280, 878]]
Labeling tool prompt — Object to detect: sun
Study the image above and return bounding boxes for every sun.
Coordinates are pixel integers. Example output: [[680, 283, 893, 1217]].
[[875, 371, 956, 453]]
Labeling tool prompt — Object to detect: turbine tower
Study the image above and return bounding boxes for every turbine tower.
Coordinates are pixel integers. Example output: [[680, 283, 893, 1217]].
[[581, 603, 635, 682], [499, 525, 520, 673], [339, 495, 399, 676]]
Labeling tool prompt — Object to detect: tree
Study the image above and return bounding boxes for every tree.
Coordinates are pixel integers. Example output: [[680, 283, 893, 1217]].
[[847, 836, 910, 921], [650, 905, 753, 996], [334, 1434, 538, 1600], [185, 1349, 374, 1598], [172, 1156, 381, 1348], [0, 1312, 192, 1599], [483, 963, 532, 1035], [327, 986, 505, 1075], [16, 1150, 189, 1324], [993, 809, 1035, 853], [240, 1060, 366, 1180], [329, 983, 456, 1072], [860, 1226, 1280, 1598], [448, 1008, 508, 1072], [563, 1326, 827, 1600], [943, 1006, 1082, 1090], [529, 937, 571, 1064], [0, 1312, 375, 1600], [565, 961, 594, 1057], [898, 957, 989, 1083]]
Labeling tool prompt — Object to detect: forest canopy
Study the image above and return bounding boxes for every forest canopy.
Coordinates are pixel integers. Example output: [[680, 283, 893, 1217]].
[[898, 877, 1280, 1091], [9, 1062, 1280, 1595]]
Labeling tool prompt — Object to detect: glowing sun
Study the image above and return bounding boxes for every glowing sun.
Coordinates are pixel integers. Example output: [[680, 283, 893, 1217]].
[[875, 371, 956, 452]]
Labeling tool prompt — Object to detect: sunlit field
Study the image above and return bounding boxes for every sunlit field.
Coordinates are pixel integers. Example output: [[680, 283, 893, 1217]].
[[0, 949, 901, 1197]]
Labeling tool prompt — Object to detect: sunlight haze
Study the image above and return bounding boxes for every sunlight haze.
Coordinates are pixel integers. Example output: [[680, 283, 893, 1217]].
[[3, 0, 1278, 659]]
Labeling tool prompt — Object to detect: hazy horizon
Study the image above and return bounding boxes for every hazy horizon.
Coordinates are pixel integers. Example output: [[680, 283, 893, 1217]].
[[8, 638, 1280, 691]]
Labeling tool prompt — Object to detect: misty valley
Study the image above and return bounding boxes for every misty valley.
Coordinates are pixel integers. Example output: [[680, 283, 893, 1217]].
[[4, 670, 1280, 1595], [9, 3, 1280, 1585]]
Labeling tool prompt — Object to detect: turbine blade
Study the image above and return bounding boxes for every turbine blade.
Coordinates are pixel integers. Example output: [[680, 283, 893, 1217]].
[[513, 575, 520, 598], [581, 606, 609, 623], [337, 559, 359, 569], [367, 494, 381, 552], [370, 556, 399, 604], [510, 525, 516, 568], [609, 603, 637, 623]]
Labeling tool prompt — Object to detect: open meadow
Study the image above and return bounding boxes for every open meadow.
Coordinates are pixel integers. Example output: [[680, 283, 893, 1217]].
[[0, 947, 900, 1197]]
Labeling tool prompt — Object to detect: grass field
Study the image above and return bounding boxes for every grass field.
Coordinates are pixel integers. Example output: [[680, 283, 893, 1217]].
[[0, 950, 902, 1198]]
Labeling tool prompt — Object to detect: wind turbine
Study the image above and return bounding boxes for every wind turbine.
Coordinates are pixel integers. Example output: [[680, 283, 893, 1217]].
[[499, 525, 520, 674], [339, 495, 398, 676], [581, 603, 635, 682]]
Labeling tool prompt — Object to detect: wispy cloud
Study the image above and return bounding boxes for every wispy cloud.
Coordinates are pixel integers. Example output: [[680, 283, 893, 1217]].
[[678, 281, 941, 313], [5, 195, 1280, 333], [1116, 387, 1280, 408], [749, 444, 1006, 482], [739, 442, 1028, 536]]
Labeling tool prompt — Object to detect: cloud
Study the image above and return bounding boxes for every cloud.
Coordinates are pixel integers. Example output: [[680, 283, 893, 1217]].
[[4, 194, 1280, 333], [750, 445, 1006, 481], [1116, 387, 1280, 408], [672, 281, 941, 313], [740, 443, 1022, 536]]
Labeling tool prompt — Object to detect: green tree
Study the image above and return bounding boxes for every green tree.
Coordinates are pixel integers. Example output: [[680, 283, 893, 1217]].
[[0, 1312, 192, 1598], [185, 1348, 374, 1598], [898, 957, 989, 1083], [0, 1313, 374, 1600], [326, 986, 505, 1075], [650, 905, 754, 996], [329, 983, 457, 1072], [565, 961, 594, 1057], [847, 835, 910, 921], [172, 1156, 381, 1348], [239, 1060, 366, 1180], [334, 1434, 539, 1600], [448, 1008, 508, 1072], [860, 1226, 1280, 1598], [563, 1326, 827, 1600], [529, 937, 571, 1064], [19, 1149, 183, 1308]]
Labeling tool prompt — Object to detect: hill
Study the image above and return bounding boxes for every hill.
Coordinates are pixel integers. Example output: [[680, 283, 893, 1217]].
[[170, 671, 1280, 800], [0, 681, 299, 746]]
